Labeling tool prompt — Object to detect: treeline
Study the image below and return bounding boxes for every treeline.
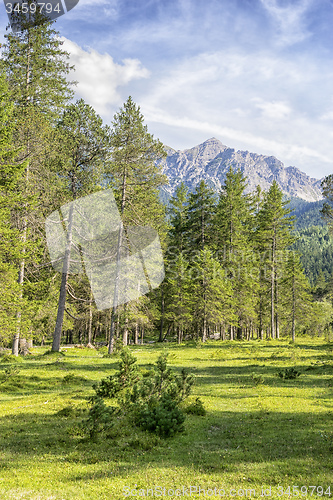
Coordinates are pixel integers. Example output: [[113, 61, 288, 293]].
[[293, 225, 333, 284], [0, 15, 332, 353], [162, 177, 332, 344]]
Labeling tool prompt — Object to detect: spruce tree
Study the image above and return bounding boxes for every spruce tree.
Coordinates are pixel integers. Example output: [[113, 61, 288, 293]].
[[256, 181, 294, 339], [185, 180, 216, 254], [50, 99, 111, 352], [0, 69, 25, 346], [105, 97, 167, 352], [191, 248, 233, 342], [165, 253, 192, 343], [281, 251, 312, 342], [167, 182, 189, 255], [1, 18, 75, 353], [215, 167, 257, 340]]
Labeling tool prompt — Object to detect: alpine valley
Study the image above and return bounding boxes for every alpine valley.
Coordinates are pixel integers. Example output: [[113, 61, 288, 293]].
[[158, 137, 333, 283]]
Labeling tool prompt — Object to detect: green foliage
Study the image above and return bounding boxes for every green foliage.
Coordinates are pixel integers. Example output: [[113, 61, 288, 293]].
[[0, 354, 23, 363], [136, 394, 185, 437], [42, 350, 65, 357], [94, 348, 139, 398], [82, 396, 116, 440], [0, 365, 20, 383], [278, 366, 301, 380], [62, 373, 77, 384], [183, 397, 206, 416], [86, 351, 195, 440], [250, 373, 265, 386]]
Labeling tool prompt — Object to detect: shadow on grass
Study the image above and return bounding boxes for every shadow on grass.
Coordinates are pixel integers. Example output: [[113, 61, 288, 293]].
[[0, 407, 331, 483]]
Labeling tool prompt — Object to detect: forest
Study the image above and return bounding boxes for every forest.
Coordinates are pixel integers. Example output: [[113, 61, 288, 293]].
[[1, 16, 333, 357]]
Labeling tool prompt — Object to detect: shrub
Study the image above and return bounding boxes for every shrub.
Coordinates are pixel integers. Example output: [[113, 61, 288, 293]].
[[184, 397, 206, 416], [62, 373, 77, 384], [94, 348, 139, 398], [81, 396, 116, 440], [82, 351, 198, 441], [278, 367, 301, 380], [250, 373, 265, 385], [137, 394, 186, 437]]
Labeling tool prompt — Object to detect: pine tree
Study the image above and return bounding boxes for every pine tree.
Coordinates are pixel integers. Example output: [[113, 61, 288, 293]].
[[281, 252, 312, 342], [191, 248, 233, 342], [167, 182, 189, 254], [0, 69, 25, 346], [165, 253, 192, 343], [185, 180, 216, 254], [215, 167, 257, 340], [256, 181, 294, 339], [50, 99, 111, 352], [1, 19, 75, 353], [105, 97, 167, 352]]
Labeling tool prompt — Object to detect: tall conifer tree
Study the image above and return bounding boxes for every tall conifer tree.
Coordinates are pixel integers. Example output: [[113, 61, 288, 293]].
[[105, 97, 167, 352], [1, 17, 75, 353]]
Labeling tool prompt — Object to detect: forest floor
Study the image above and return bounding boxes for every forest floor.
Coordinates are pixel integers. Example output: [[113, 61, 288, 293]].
[[0, 337, 332, 499]]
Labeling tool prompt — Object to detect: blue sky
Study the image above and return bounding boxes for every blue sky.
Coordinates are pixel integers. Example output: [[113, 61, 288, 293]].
[[2, 0, 333, 178]]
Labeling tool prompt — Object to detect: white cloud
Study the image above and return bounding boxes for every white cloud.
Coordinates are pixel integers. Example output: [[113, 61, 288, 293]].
[[259, 0, 313, 46], [138, 48, 333, 177], [62, 38, 150, 115], [320, 110, 333, 121], [252, 98, 292, 120]]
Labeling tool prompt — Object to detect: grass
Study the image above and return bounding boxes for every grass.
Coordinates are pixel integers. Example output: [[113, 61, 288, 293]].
[[0, 338, 332, 499]]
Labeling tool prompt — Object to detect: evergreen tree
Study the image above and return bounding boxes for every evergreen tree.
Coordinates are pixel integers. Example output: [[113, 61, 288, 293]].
[[215, 167, 257, 339], [50, 99, 111, 352], [185, 180, 216, 254], [281, 252, 312, 342], [191, 248, 233, 342], [0, 70, 25, 346], [1, 19, 75, 353], [105, 97, 167, 352], [167, 182, 189, 254], [256, 181, 294, 339], [165, 253, 192, 343]]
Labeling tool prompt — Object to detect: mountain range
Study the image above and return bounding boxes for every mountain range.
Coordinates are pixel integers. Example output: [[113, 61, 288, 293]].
[[158, 137, 323, 203]]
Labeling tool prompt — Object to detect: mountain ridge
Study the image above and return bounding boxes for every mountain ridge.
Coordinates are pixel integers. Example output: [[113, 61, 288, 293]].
[[158, 137, 323, 203]]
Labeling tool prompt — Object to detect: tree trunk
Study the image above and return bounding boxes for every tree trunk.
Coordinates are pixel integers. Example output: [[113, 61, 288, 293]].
[[134, 321, 139, 345], [52, 202, 75, 351], [13, 254, 25, 356], [88, 292, 93, 345], [141, 324, 144, 345], [271, 237, 276, 340], [159, 283, 164, 342], [13, 31, 32, 356], [122, 306, 128, 346], [275, 274, 280, 340], [109, 164, 127, 353], [202, 316, 207, 342], [292, 274, 296, 342]]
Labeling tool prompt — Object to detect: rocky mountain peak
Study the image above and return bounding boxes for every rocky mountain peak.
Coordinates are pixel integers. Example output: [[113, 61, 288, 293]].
[[158, 138, 323, 203]]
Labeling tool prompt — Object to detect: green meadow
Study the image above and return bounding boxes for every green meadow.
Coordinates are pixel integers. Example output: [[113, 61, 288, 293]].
[[0, 338, 332, 500]]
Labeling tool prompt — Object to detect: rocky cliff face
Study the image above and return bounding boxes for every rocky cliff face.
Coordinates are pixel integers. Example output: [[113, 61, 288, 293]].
[[158, 138, 323, 202]]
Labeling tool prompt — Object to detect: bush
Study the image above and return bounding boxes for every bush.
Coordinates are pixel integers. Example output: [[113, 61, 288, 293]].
[[81, 351, 198, 441], [278, 367, 301, 380], [94, 348, 139, 398], [81, 396, 116, 440], [250, 373, 265, 385], [43, 350, 66, 356], [137, 395, 186, 437], [184, 397, 206, 416]]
